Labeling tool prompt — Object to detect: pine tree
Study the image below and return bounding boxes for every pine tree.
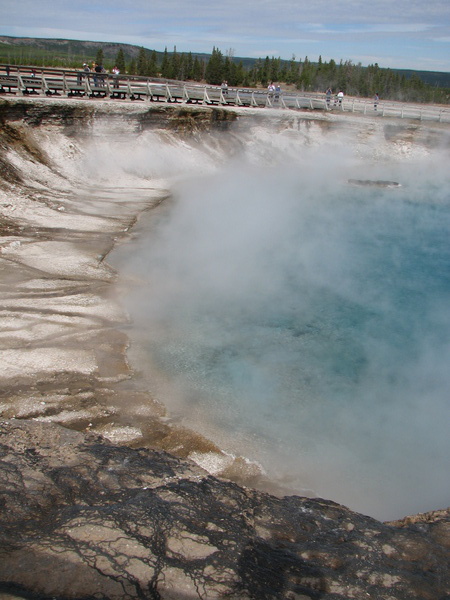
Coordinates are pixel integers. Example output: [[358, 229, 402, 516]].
[[270, 57, 280, 83], [285, 55, 299, 85], [205, 47, 224, 85], [128, 58, 137, 75], [148, 51, 158, 77], [161, 48, 170, 78], [235, 61, 245, 86], [170, 46, 180, 80], [115, 48, 126, 73], [95, 48, 104, 66], [192, 57, 204, 81], [185, 52, 194, 80], [261, 56, 270, 85], [137, 47, 148, 76], [223, 56, 232, 83], [299, 56, 315, 90]]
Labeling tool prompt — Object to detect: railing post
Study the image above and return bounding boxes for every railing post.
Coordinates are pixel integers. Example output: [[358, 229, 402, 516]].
[[104, 77, 112, 98], [86, 74, 93, 97], [17, 73, 24, 96], [42, 74, 49, 95]]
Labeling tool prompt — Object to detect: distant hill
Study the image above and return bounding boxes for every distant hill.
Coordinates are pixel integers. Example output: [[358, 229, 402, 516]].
[[1, 35, 449, 89], [390, 69, 450, 88], [0, 35, 209, 68]]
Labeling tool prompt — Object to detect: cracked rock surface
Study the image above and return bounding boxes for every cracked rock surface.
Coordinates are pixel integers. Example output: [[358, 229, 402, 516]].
[[0, 419, 449, 600]]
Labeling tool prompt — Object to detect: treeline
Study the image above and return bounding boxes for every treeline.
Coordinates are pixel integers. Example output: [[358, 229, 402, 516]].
[[1, 39, 448, 104], [121, 46, 450, 104]]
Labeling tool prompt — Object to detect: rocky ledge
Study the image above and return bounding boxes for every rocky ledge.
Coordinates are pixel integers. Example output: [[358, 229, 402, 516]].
[[1, 419, 449, 600]]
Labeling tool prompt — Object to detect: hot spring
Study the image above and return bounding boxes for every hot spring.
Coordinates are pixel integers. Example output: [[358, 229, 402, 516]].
[[114, 123, 450, 521]]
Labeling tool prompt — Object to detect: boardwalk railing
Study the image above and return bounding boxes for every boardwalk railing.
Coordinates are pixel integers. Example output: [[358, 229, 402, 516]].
[[1, 64, 449, 124]]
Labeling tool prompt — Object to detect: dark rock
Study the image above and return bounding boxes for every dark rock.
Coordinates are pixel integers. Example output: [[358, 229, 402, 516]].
[[0, 420, 448, 600]]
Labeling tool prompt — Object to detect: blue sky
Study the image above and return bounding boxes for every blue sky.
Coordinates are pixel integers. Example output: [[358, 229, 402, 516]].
[[1, 0, 449, 72]]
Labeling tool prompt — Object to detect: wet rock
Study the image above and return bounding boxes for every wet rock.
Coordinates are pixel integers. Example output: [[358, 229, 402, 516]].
[[0, 420, 449, 600]]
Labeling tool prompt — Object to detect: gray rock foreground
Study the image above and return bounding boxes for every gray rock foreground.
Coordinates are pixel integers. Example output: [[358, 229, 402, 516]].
[[0, 98, 449, 599], [1, 419, 449, 600]]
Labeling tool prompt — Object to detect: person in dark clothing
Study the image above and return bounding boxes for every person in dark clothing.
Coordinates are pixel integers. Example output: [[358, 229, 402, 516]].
[[94, 63, 105, 86], [374, 92, 379, 111]]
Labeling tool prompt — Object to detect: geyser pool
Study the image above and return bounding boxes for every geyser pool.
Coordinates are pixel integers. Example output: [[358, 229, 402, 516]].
[[119, 153, 450, 521]]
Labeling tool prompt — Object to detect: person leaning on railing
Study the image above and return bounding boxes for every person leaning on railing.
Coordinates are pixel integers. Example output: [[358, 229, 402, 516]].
[[77, 63, 90, 85]]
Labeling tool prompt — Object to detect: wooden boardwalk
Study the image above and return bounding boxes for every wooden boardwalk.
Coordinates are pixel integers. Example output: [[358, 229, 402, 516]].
[[1, 64, 449, 124]]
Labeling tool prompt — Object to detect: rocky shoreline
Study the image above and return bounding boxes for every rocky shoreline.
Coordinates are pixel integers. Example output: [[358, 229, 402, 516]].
[[0, 97, 449, 599], [1, 418, 449, 600]]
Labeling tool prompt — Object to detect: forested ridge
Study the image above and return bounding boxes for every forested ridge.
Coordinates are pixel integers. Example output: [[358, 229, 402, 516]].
[[1, 35, 449, 103]]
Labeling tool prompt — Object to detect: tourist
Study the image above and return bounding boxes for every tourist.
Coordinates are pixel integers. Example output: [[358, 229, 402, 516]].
[[374, 92, 379, 111], [77, 63, 90, 85], [274, 84, 281, 102], [94, 63, 105, 86], [112, 66, 120, 88]]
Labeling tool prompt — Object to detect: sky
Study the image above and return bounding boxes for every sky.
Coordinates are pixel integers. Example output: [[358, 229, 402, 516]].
[[1, 0, 449, 72]]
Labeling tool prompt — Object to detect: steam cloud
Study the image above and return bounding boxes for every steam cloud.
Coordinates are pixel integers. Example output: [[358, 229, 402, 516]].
[[114, 123, 450, 520]]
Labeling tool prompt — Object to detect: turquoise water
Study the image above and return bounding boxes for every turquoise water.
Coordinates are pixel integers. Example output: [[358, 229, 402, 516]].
[[124, 161, 450, 520]]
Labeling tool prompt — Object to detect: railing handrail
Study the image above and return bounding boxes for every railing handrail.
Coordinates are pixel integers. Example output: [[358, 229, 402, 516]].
[[1, 63, 449, 123]]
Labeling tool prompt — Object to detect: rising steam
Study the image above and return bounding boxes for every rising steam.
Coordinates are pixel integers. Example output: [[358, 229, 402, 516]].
[[112, 118, 450, 520]]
